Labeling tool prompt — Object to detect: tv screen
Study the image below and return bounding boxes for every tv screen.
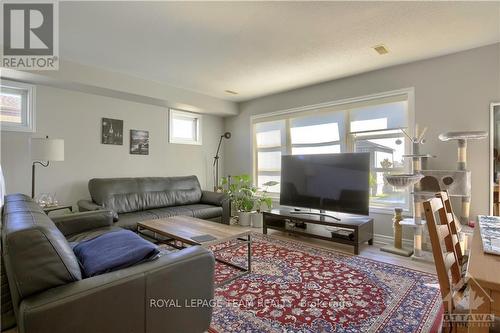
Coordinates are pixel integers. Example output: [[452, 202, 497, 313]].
[[280, 153, 370, 215]]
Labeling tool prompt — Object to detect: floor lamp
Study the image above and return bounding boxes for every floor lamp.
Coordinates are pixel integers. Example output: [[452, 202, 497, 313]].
[[31, 136, 64, 198], [213, 132, 231, 191]]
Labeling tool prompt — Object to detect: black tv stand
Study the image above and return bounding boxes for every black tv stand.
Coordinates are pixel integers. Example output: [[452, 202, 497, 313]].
[[289, 210, 341, 221], [263, 209, 373, 255]]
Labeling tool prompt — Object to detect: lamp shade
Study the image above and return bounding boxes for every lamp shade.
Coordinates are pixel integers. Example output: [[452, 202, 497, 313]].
[[31, 138, 64, 161]]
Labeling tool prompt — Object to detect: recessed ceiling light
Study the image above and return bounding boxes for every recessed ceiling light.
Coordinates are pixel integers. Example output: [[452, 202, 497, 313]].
[[225, 90, 238, 95], [373, 44, 389, 55]]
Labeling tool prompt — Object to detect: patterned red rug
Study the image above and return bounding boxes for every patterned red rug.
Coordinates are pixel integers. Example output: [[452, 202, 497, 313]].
[[209, 234, 443, 333]]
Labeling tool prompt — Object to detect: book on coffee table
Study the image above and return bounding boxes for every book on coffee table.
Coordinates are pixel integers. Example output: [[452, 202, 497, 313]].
[[190, 234, 217, 243]]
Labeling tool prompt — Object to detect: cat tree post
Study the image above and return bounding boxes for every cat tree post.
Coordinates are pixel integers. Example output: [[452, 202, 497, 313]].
[[381, 174, 423, 257], [401, 125, 434, 259], [399, 153, 430, 259], [458, 139, 470, 224], [393, 208, 403, 249], [439, 131, 488, 224]]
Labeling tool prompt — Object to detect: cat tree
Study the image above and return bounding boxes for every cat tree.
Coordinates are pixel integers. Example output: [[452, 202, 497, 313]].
[[382, 126, 433, 258], [381, 128, 486, 259]]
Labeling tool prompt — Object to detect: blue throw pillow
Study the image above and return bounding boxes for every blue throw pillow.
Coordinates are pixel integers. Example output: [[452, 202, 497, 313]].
[[73, 229, 159, 277]]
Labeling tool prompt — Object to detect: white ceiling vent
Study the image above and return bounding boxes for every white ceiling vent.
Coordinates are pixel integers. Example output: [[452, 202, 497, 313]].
[[373, 44, 389, 55]]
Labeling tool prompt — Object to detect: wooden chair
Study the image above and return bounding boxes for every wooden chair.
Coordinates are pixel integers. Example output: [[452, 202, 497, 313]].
[[423, 197, 466, 332], [424, 197, 500, 333], [436, 191, 467, 269]]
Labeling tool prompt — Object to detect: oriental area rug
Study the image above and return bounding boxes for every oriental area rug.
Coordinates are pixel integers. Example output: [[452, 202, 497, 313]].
[[209, 234, 442, 333]]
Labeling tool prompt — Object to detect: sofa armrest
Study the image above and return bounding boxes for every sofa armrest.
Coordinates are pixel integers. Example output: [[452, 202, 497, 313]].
[[220, 198, 231, 225], [77, 199, 102, 211], [18, 246, 215, 333], [51, 210, 114, 237], [201, 191, 231, 225], [78, 199, 118, 221], [200, 190, 226, 206]]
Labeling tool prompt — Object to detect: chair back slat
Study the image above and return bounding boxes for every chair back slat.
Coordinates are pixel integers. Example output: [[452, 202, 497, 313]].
[[451, 234, 460, 250], [438, 216, 461, 285], [443, 251, 457, 272], [436, 191, 465, 266], [423, 197, 463, 313]]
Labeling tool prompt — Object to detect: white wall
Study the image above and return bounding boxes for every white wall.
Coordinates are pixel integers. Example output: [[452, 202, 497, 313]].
[[224, 43, 500, 239], [1, 85, 224, 206]]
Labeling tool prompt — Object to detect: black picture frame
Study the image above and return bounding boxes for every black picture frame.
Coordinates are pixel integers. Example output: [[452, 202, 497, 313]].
[[130, 129, 149, 155], [101, 118, 123, 145]]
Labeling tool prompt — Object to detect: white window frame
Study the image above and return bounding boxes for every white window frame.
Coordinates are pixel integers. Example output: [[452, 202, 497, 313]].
[[0, 79, 36, 132], [251, 88, 415, 215], [351, 129, 410, 214], [253, 120, 287, 194], [169, 109, 202, 145]]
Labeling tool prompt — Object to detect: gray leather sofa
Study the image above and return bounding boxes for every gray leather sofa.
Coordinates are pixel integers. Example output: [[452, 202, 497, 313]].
[[1, 193, 215, 333], [78, 176, 231, 229]]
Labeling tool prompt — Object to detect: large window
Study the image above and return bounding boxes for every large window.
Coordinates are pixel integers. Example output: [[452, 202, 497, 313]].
[[169, 109, 202, 145], [0, 80, 35, 132], [254, 120, 285, 193], [253, 91, 412, 212]]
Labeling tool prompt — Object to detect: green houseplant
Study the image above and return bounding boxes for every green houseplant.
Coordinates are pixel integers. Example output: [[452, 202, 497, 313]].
[[220, 174, 257, 226], [251, 180, 278, 228]]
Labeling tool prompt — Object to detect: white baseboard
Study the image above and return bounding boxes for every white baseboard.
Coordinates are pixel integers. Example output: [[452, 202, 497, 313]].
[[373, 233, 413, 248]]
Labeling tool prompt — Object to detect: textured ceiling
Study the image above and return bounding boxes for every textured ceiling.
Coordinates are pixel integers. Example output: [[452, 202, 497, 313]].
[[60, 1, 500, 102]]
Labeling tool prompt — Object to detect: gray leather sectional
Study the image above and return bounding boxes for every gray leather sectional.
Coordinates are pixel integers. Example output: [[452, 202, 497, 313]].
[[78, 176, 231, 229], [1, 193, 215, 333]]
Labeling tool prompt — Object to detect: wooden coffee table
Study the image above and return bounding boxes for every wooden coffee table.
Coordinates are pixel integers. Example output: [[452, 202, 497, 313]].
[[137, 216, 252, 287]]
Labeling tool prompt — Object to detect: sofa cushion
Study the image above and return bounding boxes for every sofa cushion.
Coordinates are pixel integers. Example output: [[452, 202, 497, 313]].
[[2, 198, 82, 307], [88, 176, 203, 214], [73, 229, 159, 277], [148, 206, 195, 219], [183, 204, 223, 220], [116, 211, 158, 230], [121, 205, 222, 228]]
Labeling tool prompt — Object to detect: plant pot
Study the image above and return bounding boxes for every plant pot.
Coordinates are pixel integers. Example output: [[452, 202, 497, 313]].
[[238, 211, 252, 226], [252, 212, 263, 228]]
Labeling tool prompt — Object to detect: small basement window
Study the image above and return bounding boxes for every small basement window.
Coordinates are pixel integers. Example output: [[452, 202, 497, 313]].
[[169, 109, 202, 145], [0, 80, 35, 132]]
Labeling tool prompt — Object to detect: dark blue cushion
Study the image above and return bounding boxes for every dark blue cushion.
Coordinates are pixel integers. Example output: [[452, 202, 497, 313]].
[[73, 229, 159, 277]]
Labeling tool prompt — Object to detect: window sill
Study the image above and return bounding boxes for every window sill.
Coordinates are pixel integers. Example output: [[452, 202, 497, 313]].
[[169, 139, 202, 145], [1, 124, 35, 132], [266, 196, 410, 217], [370, 206, 412, 217]]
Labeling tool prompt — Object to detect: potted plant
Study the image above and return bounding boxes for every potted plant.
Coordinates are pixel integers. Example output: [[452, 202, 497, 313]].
[[252, 181, 278, 228], [220, 174, 257, 226]]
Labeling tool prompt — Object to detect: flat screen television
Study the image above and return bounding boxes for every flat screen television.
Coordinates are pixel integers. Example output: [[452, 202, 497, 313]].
[[280, 153, 370, 216]]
